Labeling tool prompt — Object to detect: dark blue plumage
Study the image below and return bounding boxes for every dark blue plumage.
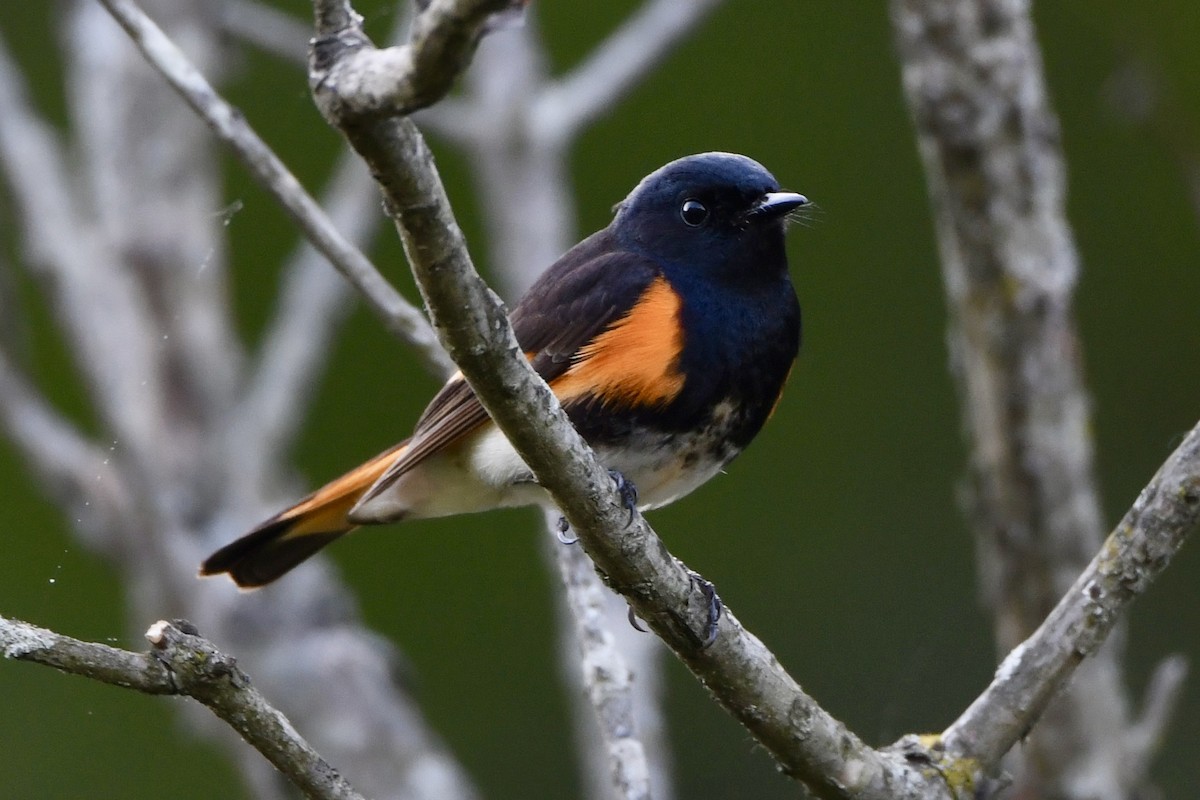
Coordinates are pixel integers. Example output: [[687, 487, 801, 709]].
[[202, 152, 807, 588]]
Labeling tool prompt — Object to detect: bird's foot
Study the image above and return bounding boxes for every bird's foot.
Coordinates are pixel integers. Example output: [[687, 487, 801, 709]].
[[608, 469, 639, 526], [687, 569, 723, 649], [627, 571, 723, 648]]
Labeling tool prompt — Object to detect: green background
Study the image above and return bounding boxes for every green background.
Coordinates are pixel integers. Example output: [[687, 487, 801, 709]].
[[2, 2, 1199, 797]]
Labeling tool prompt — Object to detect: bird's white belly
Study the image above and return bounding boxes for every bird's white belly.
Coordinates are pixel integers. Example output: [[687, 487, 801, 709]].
[[357, 400, 745, 522], [468, 400, 741, 511]]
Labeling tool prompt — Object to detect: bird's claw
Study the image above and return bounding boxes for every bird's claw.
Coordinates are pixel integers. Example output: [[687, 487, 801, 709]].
[[624, 573, 721, 646], [555, 516, 578, 545], [608, 469, 639, 526], [688, 570, 723, 649], [627, 605, 648, 633]]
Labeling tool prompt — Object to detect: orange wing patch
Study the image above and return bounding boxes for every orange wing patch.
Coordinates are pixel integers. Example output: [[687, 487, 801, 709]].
[[552, 276, 686, 408]]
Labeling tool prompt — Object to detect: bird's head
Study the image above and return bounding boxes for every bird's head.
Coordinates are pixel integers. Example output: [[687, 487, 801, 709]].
[[612, 152, 807, 280]]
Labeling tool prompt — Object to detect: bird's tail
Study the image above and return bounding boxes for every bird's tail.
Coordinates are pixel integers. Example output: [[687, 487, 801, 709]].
[[200, 441, 409, 588]]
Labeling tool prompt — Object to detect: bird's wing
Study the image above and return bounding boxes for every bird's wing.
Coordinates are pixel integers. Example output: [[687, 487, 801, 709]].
[[355, 247, 677, 506]]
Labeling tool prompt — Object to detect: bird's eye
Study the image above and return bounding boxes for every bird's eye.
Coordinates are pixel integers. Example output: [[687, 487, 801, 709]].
[[680, 199, 708, 227]]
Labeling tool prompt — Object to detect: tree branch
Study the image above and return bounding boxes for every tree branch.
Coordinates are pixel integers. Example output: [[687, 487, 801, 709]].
[[550, 510, 652, 800], [942, 419, 1200, 767], [98, 0, 451, 378], [0, 37, 84, 282], [1, 616, 365, 800], [218, 0, 312, 63], [231, 150, 402, 488], [533, 0, 724, 143], [442, 11, 711, 794], [0, 348, 131, 551], [306, 4, 937, 798], [889, 0, 1168, 794], [0, 30, 168, 465], [307, 2, 1200, 797]]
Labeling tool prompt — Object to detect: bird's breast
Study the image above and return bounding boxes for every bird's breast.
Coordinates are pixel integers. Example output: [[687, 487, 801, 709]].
[[594, 398, 750, 509]]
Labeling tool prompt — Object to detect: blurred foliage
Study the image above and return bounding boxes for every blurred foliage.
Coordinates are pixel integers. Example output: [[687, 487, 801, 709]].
[[1, 1, 1198, 798]]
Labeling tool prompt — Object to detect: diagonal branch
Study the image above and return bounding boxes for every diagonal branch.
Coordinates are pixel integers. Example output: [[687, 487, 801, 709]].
[[98, 0, 452, 378], [533, 0, 725, 143], [231, 150, 401, 486], [889, 0, 1168, 795], [1, 616, 365, 800], [0, 348, 131, 551], [550, 511, 652, 800], [306, 5, 929, 798], [307, 3, 1200, 798], [445, 5, 757, 789], [942, 419, 1200, 767], [218, 0, 312, 63]]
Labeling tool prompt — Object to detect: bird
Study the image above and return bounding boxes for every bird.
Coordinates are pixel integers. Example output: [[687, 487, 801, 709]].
[[202, 152, 807, 589]]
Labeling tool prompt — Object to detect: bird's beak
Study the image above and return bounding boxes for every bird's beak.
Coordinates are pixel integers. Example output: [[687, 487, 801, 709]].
[[746, 191, 809, 222]]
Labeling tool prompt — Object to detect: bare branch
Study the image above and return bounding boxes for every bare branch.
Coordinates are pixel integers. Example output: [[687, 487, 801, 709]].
[[98, 0, 451, 377], [1, 616, 365, 800], [0, 37, 85, 282], [942, 419, 1200, 768], [0, 348, 131, 551], [231, 150, 395, 484], [890, 1, 1155, 795], [307, 7, 942, 798], [550, 511, 652, 800], [1126, 655, 1189, 777], [0, 29, 169, 466], [310, 0, 512, 116], [444, 17, 680, 795], [219, 0, 311, 63], [533, 0, 724, 142]]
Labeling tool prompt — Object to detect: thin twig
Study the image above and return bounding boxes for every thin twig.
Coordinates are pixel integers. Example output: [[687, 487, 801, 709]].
[[941, 420, 1200, 768], [533, 0, 724, 143], [0, 29, 168, 468], [0, 348, 130, 551], [232, 150, 406, 486], [551, 511, 653, 800], [0, 616, 365, 800], [98, 0, 451, 377], [890, 0, 1155, 794], [219, 0, 312, 63]]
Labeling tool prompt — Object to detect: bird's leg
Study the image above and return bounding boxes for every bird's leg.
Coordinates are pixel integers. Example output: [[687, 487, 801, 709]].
[[608, 469, 639, 526]]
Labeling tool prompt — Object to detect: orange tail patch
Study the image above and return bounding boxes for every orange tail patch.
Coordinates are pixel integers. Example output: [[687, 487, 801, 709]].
[[201, 440, 409, 588]]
